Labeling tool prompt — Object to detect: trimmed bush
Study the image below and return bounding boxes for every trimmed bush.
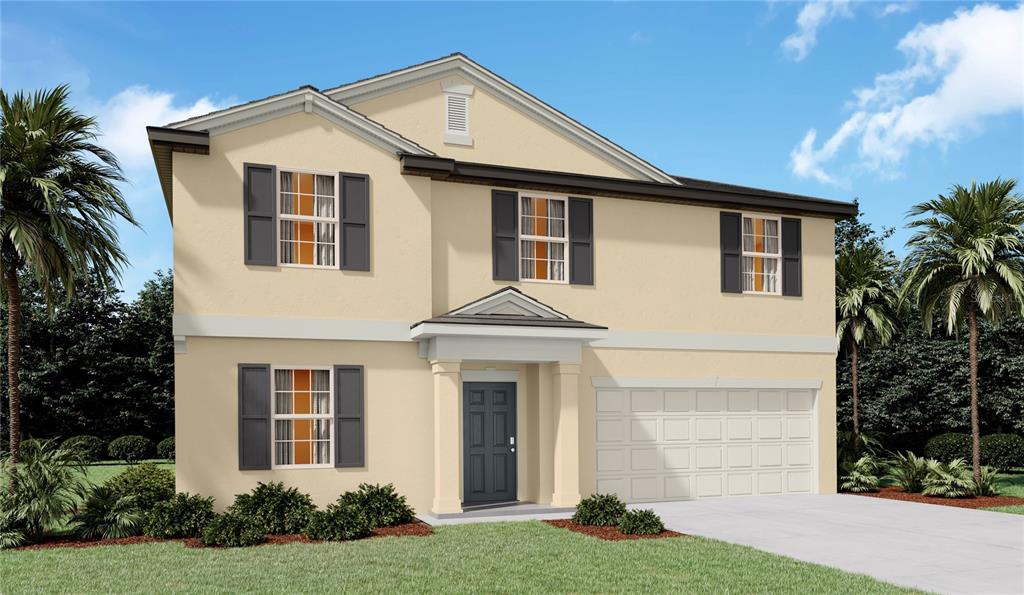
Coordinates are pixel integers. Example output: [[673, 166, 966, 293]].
[[618, 509, 664, 535], [303, 503, 373, 542], [885, 451, 928, 493], [200, 512, 265, 547], [71, 485, 143, 539], [156, 437, 175, 461], [922, 458, 976, 498], [105, 463, 175, 510], [572, 494, 627, 527], [925, 433, 972, 462], [108, 435, 153, 464], [144, 493, 216, 538], [981, 434, 1024, 470], [338, 484, 414, 528], [839, 455, 881, 493], [62, 435, 106, 463], [228, 482, 315, 535]]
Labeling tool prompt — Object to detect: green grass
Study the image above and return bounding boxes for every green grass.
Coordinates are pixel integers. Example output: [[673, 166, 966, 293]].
[[1, 522, 914, 594], [82, 460, 174, 486], [981, 473, 1024, 515]]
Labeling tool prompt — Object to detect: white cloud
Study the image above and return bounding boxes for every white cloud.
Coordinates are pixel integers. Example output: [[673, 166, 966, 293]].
[[790, 3, 1023, 185], [629, 31, 653, 44], [880, 3, 915, 17], [781, 1, 852, 61], [92, 87, 224, 171]]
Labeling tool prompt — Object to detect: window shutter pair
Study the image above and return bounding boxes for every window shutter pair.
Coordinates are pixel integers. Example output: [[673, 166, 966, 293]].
[[237, 364, 365, 470], [719, 211, 802, 296], [243, 163, 370, 270], [491, 190, 594, 285]]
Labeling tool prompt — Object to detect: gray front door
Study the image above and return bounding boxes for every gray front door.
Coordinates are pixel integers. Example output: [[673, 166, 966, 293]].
[[463, 382, 517, 505]]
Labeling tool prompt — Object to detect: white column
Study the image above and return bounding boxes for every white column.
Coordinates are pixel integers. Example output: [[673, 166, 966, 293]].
[[431, 360, 462, 514], [550, 362, 581, 507]]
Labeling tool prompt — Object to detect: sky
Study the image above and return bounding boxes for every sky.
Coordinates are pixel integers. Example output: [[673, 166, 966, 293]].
[[2, 1, 1022, 297]]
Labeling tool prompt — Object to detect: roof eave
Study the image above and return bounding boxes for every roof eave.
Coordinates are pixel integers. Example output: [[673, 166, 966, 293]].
[[147, 126, 210, 222]]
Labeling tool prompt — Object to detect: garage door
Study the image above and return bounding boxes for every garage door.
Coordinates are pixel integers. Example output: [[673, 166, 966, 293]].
[[594, 386, 817, 502]]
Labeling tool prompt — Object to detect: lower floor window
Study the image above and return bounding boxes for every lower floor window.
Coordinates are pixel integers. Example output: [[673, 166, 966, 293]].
[[273, 368, 332, 467]]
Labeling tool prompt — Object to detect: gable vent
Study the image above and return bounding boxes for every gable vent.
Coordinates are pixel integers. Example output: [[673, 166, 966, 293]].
[[444, 92, 472, 146]]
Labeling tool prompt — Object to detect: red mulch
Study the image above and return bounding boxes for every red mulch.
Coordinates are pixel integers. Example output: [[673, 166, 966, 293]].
[[855, 487, 1024, 509], [544, 519, 683, 541], [11, 535, 164, 551], [181, 521, 434, 549]]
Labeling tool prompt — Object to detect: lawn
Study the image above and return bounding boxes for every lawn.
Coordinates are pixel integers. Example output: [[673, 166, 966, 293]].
[[2, 521, 914, 594], [82, 460, 174, 485], [986, 473, 1024, 515]]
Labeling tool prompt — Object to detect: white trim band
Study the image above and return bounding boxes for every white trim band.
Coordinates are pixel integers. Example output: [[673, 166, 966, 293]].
[[591, 377, 823, 390], [173, 315, 410, 342], [592, 330, 836, 354]]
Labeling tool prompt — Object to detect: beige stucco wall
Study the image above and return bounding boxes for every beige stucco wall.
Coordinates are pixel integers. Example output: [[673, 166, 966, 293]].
[[172, 111, 433, 321], [175, 337, 436, 513], [349, 76, 640, 179]]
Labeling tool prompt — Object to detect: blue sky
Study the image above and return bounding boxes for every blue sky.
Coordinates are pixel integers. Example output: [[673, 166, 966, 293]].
[[3, 1, 1021, 297]]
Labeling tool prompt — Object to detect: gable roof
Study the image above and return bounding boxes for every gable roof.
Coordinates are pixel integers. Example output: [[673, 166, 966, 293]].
[[412, 286, 606, 330], [325, 53, 679, 185]]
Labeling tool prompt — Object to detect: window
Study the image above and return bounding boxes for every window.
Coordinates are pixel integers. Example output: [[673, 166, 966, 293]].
[[520, 195, 567, 282], [742, 214, 781, 294], [272, 368, 332, 467], [278, 170, 337, 268]]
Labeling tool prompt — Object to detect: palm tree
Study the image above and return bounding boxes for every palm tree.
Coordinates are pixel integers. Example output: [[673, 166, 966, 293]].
[[1, 85, 135, 463], [902, 179, 1024, 482], [836, 242, 898, 439]]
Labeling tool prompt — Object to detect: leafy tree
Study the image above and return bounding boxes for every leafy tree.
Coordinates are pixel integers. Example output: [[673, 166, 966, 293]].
[[0, 85, 135, 462], [902, 179, 1024, 481]]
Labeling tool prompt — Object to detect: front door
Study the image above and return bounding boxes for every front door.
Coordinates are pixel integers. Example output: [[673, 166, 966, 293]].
[[463, 382, 517, 506]]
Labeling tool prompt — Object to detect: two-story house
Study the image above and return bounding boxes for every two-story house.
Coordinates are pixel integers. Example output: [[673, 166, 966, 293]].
[[148, 53, 856, 516]]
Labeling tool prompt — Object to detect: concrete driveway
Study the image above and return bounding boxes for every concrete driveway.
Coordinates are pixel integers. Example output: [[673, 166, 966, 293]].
[[643, 494, 1024, 595]]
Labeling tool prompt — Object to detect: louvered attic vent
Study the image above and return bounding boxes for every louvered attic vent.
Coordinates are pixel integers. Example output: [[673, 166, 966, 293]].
[[444, 92, 472, 146]]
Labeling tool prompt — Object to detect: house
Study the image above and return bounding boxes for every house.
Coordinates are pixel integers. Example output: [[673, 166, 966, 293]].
[[149, 53, 856, 516]]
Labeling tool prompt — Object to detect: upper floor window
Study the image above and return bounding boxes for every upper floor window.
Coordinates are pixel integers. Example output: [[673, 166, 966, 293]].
[[278, 170, 338, 268], [273, 367, 332, 468], [520, 195, 567, 282], [742, 214, 780, 294]]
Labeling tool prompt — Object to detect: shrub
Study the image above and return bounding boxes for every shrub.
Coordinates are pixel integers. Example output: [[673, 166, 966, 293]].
[[200, 512, 265, 547], [885, 451, 929, 493], [922, 459, 976, 498], [572, 493, 627, 527], [839, 455, 881, 493], [144, 493, 216, 538], [62, 435, 106, 463], [338, 484, 414, 528], [303, 503, 373, 541], [618, 509, 664, 535], [0, 493, 27, 550], [71, 485, 143, 539], [981, 434, 1024, 470], [837, 431, 884, 464], [974, 466, 1002, 497], [228, 482, 315, 535], [108, 435, 153, 464], [925, 433, 972, 462], [156, 437, 176, 461], [106, 463, 175, 510], [0, 439, 88, 541]]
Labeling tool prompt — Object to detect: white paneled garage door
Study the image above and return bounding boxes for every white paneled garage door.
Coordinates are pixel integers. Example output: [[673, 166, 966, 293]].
[[594, 386, 817, 502]]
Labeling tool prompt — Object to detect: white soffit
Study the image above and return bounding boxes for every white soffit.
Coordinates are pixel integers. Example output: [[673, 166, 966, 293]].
[[325, 54, 679, 184]]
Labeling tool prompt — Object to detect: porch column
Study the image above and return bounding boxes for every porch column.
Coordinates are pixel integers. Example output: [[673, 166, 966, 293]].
[[431, 359, 462, 514], [551, 362, 582, 507]]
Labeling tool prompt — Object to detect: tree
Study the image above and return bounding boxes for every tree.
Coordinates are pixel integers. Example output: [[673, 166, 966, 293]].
[[836, 242, 898, 438], [0, 85, 136, 462], [902, 179, 1024, 481]]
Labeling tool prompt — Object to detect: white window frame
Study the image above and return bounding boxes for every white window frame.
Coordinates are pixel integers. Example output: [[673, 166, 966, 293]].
[[518, 192, 570, 284], [276, 168, 340, 270], [741, 212, 782, 296], [270, 365, 334, 469]]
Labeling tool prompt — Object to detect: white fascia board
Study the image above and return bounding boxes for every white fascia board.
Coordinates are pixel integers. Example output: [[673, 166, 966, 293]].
[[593, 330, 837, 354], [410, 322, 608, 341], [449, 288, 569, 319], [173, 315, 410, 342], [326, 56, 678, 184], [591, 377, 823, 390]]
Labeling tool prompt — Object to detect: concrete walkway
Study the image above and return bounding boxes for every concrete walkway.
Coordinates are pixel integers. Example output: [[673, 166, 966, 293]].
[[643, 494, 1024, 595]]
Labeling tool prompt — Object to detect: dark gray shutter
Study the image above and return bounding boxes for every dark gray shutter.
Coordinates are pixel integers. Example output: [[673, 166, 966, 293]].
[[492, 190, 518, 281], [244, 163, 277, 266], [568, 198, 594, 285], [334, 365, 365, 468], [720, 212, 742, 293], [782, 217, 802, 297], [238, 364, 271, 470], [340, 173, 370, 271]]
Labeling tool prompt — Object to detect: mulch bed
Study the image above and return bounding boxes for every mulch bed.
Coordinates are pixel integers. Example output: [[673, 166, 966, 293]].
[[855, 487, 1024, 509], [181, 520, 434, 548], [544, 519, 683, 541], [11, 535, 164, 551]]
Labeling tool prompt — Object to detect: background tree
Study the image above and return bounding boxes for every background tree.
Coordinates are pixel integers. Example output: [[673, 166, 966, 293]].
[[836, 242, 898, 438], [0, 85, 136, 461], [902, 179, 1024, 481]]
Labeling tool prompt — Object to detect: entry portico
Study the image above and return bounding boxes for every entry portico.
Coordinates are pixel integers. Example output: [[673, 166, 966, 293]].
[[411, 287, 606, 514]]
